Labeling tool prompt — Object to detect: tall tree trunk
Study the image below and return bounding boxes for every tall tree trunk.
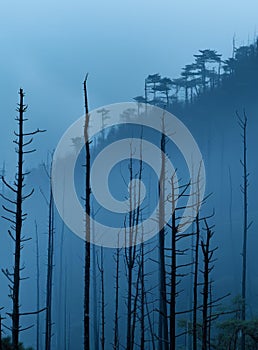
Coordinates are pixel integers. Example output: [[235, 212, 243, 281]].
[[1, 89, 45, 349], [113, 247, 120, 350], [0, 314, 2, 350], [193, 214, 200, 350], [12, 89, 25, 349], [201, 222, 214, 350], [83, 75, 91, 350], [92, 243, 99, 349], [140, 239, 145, 350], [158, 117, 169, 350], [169, 175, 177, 350], [126, 155, 135, 350], [100, 247, 105, 350], [57, 199, 65, 350], [208, 284, 212, 350], [239, 113, 249, 350], [64, 265, 67, 350], [35, 222, 40, 350], [45, 182, 54, 350], [126, 139, 143, 350]]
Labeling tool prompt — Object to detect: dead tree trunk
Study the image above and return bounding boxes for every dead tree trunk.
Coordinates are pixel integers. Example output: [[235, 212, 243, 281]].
[[92, 243, 99, 350], [35, 222, 40, 350], [57, 206, 65, 350], [0, 314, 3, 350], [45, 172, 55, 350], [193, 214, 200, 350], [140, 238, 145, 350], [83, 74, 91, 350], [113, 247, 120, 350], [125, 155, 137, 350], [169, 194, 177, 350], [64, 264, 68, 350], [125, 138, 144, 350], [158, 117, 169, 350], [98, 247, 105, 350], [238, 112, 250, 350], [201, 220, 216, 350], [1, 89, 45, 350], [167, 175, 192, 350]]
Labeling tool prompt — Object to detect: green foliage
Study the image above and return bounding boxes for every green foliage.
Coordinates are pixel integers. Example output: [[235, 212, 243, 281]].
[[213, 297, 258, 349], [215, 319, 258, 350], [1, 337, 33, 350]]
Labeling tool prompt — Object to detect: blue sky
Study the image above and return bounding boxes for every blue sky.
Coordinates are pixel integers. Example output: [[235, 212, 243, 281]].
[[1, 0, 258, 170]]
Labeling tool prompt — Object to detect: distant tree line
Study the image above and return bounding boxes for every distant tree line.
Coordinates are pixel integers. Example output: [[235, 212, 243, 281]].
[[134, 39, 258, 108]]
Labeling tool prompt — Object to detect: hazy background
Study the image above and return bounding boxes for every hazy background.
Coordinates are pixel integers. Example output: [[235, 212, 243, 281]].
[[1, 0, 258, 170], [1, 2, 258, 348]]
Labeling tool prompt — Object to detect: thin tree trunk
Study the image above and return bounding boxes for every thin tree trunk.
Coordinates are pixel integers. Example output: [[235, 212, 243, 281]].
[[126, 152, 137, 350], [201, 225, 211, 350], [92, 243, 99, 349], [1, 89, 45, 349], [45, 182, 54, 350], [64, 264, 68, 350], [84, 75, 91, 350], [35, 222, 40, 350], [140, 240, 145, 350], [12, 90, 25, 349], [239, 113, 249, 350], [0, 314, 2, 350], [100, 247, 105, 350], [58, 206, 65, 350], [193, 214, 200, 350], [169, 176, 177, 350], [208, 284, 212, 350], [131, 262, 141, 349], [158, 117, 169, 350], [126, 139, 143, 350], [113, 247, 120, 350]]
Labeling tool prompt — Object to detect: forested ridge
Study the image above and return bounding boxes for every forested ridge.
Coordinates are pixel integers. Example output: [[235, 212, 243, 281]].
[[0, 39, 258, 350]]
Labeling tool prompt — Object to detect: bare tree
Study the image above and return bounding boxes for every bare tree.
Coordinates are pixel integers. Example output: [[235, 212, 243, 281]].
[[125, 154, 138, 350], [35, 222, 40, 350], [237, 111, 252, 350], [113, 245, 121, 350], [200, 220, 216, 350], [98, 247, 105, 350], [124, 135, 145, 350], [158, 116, 169, 350], [166, 174, 194, 350], [1, 89, 45, 349], [44, 163, 55, 350], [192, 212, 200, 350], [83, 74, 91, 350]]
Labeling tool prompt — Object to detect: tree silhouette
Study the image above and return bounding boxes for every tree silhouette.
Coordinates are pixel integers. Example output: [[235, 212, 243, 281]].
[[237, 111, 252, 350], [43, 162, 55, 350], [1, 89, 45, 349], [83, 74, 91, 350]]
